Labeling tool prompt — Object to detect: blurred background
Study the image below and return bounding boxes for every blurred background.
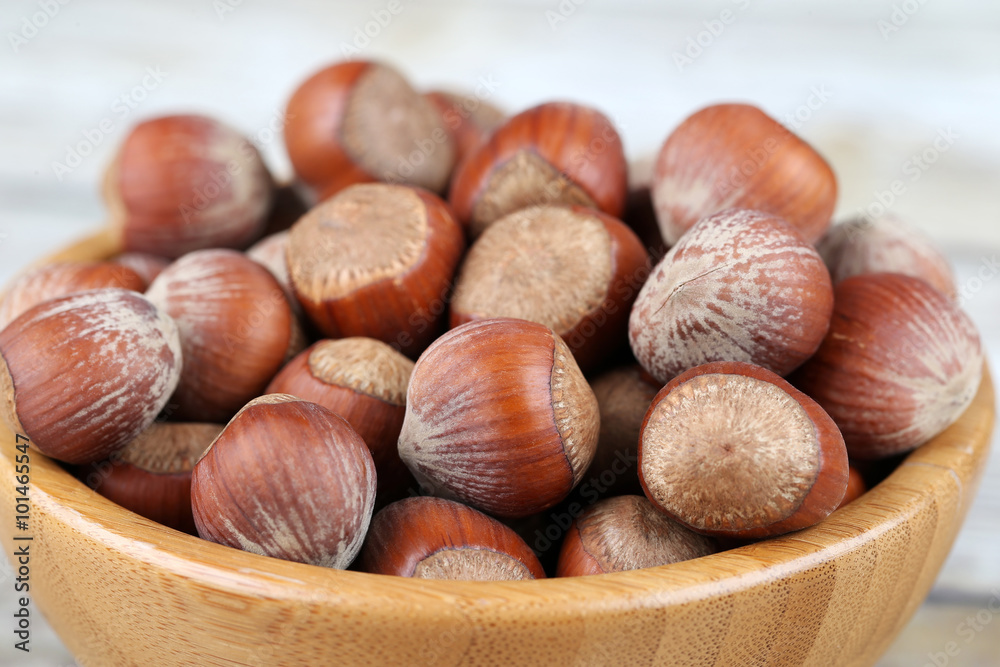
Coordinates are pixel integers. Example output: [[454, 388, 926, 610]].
[[0, 0, 997, 664]]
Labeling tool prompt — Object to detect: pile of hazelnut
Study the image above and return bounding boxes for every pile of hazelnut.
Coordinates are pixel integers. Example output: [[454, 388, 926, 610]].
[[0, 60, 983, 580]]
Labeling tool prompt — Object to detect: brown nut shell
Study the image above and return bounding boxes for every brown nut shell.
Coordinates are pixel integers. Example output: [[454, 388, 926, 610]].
[[449, 205, 649, 371], [425, 90, 505, 167], [104, 114, 273, 258], [146, 249, 298, 422], [0, 289, 182, 464], [285, 61, 455, 197], [639, 361, 849, 539], [652, 103, 836, 245], [361, 496, 545, 580], [0, 261, 146, 329], [398, 318, 599, 518], [287, 183, 465, 357], [556, 495, 717, 577], [449, 102, 628, 238], [82, 422, 223, 534], [191, 394, 376, 568], [111, 253, 171, 287], [629, 208, 834, 383], [816, 214, 957, 299], [792, 273, 983, 459], [584, 365, 661, 498], [266, 338, 415, 503]]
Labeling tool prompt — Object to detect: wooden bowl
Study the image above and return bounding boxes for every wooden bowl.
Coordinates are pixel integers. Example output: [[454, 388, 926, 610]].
[[1, 229, 995, 667]]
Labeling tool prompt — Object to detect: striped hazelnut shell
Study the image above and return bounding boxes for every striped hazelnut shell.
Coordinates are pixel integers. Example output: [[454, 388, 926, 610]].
[[449, 101, 628, 238], [361, 497, 545, 580], [398, 318, 600, 518], [0, 289, 182, 464]]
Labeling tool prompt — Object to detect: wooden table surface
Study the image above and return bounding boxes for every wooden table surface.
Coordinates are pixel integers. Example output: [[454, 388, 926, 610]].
[[1, 1, 997, 664]]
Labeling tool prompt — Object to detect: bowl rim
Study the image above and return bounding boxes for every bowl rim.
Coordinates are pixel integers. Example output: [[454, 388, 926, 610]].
[[3, 227, 996, 620]]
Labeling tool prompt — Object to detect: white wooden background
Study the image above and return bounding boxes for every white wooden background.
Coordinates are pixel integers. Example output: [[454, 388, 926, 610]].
[[1, 1, 998, 664]]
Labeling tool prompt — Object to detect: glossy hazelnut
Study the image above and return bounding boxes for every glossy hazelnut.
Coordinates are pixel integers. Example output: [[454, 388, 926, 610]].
[[640, 361, 849, 539], [449, 205, 649, 371], [361, 497, 545, 580], [191, 394, 376, 568], [0, 261, 146, 329], [146, 249, 301, 422], [629, 208, 834, 383], [82, 422, 223, 534], [556, 495, 717, 577], [816, 214, 956, 299], [398, 318, 599, 518], [286, 183, 465, 357], [284, 60, 455, 197], [793, 273, 982, 459], [266, 338, 415, 503], [104, 114, 273, 258], [0, 289, 182, 464], [651, 103, 837, 245], [449, 101, 628, 238]]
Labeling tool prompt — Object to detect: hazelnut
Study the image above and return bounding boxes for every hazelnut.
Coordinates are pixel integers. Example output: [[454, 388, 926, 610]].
[[639, 361, 849, 539], [0, 261, 146, 329], [266, 338, 415, 504], [556, 495, 717, 577], [146, 249, 301, 423], [0, 289, 182, 464], [792, 273, 983, 459], [191, 394, 376, 568], [449, 101, 628, 238], [246, 230, 302, 317], [104, 114, 273, 258], [398, 318, 599, 518], [585, 365, 661, 498], [82, 422, 223, 534], [286, 183, 465, 357], [629, 208, 834, 383], [816, 214, 957, 299], [838, 466, 867, 509], [361, 497, 545, 580], [424, 90, 506, 167], [449, 205, 649, 371], [111, 252, 171, 287], [651, 103, 837, 245], [284, 60, 455, 198]]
